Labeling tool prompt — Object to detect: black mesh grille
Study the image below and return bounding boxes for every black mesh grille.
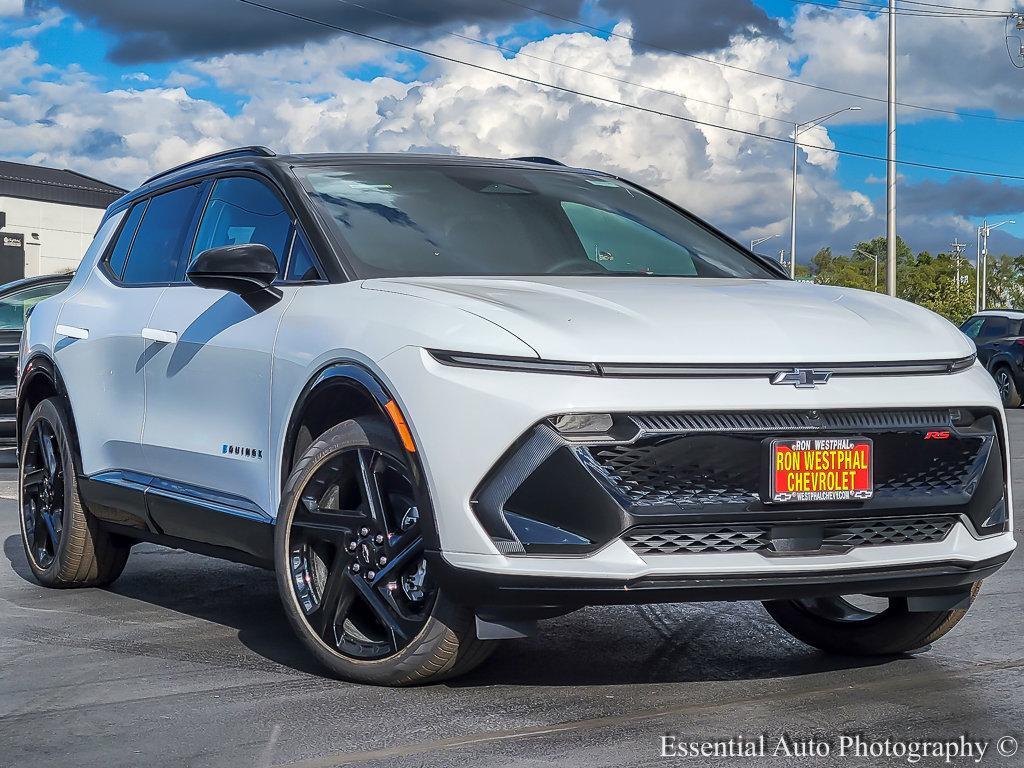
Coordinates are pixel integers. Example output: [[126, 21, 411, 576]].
[[624, 516, 957, 556], [588, 425, 989, 508]]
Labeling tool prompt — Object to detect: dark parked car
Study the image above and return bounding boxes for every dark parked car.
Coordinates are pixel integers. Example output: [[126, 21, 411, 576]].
[[0, 274, 72, 455], [960, 309, 1024, 407]]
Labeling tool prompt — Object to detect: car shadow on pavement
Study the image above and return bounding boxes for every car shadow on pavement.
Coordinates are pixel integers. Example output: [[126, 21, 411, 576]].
[[3, 533, 325, 676], [447, 601, 894, 687], [4, 533, 892, 686]]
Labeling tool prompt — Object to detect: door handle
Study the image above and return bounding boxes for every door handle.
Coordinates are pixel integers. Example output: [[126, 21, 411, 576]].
[[55, 324, 89, 340], [141, 328, 177, 344]]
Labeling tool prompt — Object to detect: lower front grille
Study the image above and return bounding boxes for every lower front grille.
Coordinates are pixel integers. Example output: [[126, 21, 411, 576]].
[[589, 429, 989, 507], [623, 516, 958, 556]]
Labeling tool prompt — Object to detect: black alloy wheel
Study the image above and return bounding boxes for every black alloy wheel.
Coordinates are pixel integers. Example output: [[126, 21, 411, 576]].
[[19, 397, 130, 587], [288, 445, 434, 660], [277, 416, 494, 685], [22, 417, 66, 570]]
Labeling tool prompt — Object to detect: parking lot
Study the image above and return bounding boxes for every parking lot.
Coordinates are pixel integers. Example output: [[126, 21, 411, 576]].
[[0, 416, 1020, 768]]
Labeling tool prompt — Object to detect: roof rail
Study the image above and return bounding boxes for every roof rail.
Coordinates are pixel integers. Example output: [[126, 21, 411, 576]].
[[143, 146, 276, 185], [510, 156, 566, 166]]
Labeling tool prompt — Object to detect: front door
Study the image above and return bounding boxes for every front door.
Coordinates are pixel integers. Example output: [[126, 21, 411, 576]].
[[140, 175, 298, 518]]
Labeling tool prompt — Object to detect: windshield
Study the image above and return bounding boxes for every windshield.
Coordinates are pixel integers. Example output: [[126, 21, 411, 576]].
[[297, 164, 776, 280]]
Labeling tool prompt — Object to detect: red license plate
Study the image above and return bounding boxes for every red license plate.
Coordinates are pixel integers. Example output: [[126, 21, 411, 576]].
[[770, 437, 873, 503]]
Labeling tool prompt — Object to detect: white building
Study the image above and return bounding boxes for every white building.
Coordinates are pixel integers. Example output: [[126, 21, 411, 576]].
[[0, 161, 125, 281]]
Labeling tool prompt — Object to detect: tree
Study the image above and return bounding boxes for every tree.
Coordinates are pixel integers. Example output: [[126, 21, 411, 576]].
[[809, 236, 980, 325]]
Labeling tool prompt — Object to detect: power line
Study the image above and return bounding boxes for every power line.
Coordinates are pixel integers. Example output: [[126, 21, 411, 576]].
[[325, 0, 795, 126], [494, 0, 1024, 125], [235, 0, 1024, 180], [787, 0, 1008, 18], [324, 0, 1012, 168], [898, 0, 1014, 11]]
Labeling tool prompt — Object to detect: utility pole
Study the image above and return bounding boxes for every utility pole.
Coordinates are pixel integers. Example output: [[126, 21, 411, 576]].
[[950, 238, 966, 296], [885, 0, 898, 297], [977, 219, 1016, 311]]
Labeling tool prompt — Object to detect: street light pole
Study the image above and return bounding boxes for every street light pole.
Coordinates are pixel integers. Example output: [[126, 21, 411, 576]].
[[976, 224, 983, 313], [979, 219, 1016, 310], [885, 0, 897, 297], [789, 106, 861, 280], [750, 233, 779, 251]]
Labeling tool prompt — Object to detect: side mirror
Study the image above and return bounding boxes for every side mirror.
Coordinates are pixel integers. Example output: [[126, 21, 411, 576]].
[[186, 243, 282, 309]]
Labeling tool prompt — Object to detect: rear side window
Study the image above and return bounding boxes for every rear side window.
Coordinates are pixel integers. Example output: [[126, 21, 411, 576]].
[[191, 176, 292, 273], [980, 316, 1009, 339], [122, 185, 202, 285], [106, 200, 148, 279]]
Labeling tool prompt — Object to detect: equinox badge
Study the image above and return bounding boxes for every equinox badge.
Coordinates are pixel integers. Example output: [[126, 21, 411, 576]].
[[771, 368, 833, 388]]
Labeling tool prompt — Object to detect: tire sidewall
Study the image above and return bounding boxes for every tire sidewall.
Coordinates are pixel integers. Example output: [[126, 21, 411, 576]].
[[19, 397, 76, 584], [274, 416, 468, 685]]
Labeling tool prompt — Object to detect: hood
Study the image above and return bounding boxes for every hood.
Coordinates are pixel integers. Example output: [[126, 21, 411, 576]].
[[362, 277, 974, 364]]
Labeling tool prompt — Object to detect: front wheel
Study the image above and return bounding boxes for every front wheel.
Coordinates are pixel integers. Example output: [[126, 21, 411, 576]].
[[275, 416, 495, 685], [763, 582, 981, 656]]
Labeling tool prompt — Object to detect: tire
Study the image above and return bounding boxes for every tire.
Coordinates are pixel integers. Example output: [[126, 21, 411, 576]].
[[275, 416, 496, 685], [19, 397, 130, 588], [763, 581, 981, 656], [994, 366, 1022, 408]]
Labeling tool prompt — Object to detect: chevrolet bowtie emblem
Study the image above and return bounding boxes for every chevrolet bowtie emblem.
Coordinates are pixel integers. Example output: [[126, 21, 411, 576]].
[[771, 368, 833, 388]]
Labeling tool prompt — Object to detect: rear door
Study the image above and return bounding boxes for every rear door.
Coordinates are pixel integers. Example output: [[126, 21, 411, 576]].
[[140, 174, 315, 519], [975, 316, 1011, 368], [54, 184, 205, 477]]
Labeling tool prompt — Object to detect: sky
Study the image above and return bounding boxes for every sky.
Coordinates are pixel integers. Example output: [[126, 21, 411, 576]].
[[2, 0, 1024, 265]]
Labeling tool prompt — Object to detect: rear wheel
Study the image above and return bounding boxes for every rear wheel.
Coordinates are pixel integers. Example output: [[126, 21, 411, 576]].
[[19, 397, 130, 587], [275, 416, 495, 685], [763, 582, 981, 656], [994, 367, 1021, 408]]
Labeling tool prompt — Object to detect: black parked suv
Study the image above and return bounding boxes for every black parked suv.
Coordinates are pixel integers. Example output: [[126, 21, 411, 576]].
[[960, 310, 1024, 407]]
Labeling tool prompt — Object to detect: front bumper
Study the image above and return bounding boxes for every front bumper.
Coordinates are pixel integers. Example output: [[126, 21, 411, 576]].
[[376, 348, 1016, 600], [430, 549, 1013, 608]]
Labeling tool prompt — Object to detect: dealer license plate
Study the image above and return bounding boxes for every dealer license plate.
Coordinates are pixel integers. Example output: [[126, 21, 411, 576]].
[[770, 437, 873, 503]]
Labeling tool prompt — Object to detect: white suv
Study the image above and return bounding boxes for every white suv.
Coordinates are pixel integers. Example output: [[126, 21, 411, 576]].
[[17, 148, 1015, 685]]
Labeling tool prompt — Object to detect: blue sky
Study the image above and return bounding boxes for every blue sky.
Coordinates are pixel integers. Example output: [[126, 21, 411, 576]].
[[2, 0, 1023, 261]]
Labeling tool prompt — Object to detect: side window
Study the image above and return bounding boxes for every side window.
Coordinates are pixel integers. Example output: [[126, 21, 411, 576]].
[[286, 230, 323, 281], [0, 281, 70, 331], [191, 176, 292, 273], [960, 317, 984, 339], [980, 316, 1009, 340], [105, 200, 148, 279], [122, 185, 202, 285], [561, 201, 698, 276]]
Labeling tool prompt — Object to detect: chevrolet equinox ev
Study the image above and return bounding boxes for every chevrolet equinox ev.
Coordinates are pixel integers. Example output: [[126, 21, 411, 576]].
[[16, 147, 1015, 685]]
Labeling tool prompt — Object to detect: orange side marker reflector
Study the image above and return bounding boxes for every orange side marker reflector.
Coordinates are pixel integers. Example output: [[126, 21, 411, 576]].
[[384, 399, 417, 453]]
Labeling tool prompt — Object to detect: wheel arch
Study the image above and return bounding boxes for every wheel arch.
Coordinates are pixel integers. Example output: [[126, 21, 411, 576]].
[[17, 353, 84, 474], [281, 362, 392, 486], [279, 360, 439, 548]]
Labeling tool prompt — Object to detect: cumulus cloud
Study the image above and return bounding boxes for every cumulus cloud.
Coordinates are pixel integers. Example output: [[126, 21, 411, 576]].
[[4, 0, 1023, 259]]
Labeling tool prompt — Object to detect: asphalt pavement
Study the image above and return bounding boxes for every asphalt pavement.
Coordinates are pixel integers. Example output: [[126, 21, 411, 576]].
[[1, 415, 1022, 768]]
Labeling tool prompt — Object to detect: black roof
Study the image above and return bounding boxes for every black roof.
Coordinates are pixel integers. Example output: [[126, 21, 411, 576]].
[[0, 160, 126, 209]]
